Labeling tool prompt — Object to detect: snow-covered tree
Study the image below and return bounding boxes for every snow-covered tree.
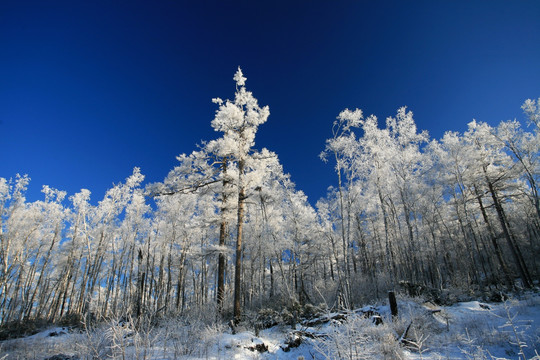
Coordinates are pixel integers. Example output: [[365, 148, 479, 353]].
[[210, 67, 270, 323]]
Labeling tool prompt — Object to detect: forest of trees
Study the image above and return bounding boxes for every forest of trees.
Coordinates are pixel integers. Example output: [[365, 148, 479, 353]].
[[1, 69, 539, 328]]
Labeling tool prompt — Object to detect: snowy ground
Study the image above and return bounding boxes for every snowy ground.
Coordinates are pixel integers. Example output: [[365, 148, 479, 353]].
[[1, 293, 539, 359]]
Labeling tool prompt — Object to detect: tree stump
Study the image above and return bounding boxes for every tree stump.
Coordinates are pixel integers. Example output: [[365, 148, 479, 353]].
[[389, 291, 398, 318]]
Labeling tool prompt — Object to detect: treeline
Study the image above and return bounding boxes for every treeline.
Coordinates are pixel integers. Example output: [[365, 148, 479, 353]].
[[318, 101, 540, 307], [0, 70, 538, 327]]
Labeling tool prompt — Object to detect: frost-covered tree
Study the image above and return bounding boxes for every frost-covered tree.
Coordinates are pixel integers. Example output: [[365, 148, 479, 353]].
[[0, 176, 70, 324], [210, 67, 270, 323], [464, 120, 533, 288], [494, 116, 540, 221], [147, 146, 222, 315], [147, 68, 277, 321], [320, 101, 540, 296], [1, 70, 538, 330], [320, 108, 363, 307]]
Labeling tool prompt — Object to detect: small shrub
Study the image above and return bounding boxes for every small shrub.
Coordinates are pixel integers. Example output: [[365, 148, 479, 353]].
[[57, 313, 84, 329], [255, 308, 282, 330]]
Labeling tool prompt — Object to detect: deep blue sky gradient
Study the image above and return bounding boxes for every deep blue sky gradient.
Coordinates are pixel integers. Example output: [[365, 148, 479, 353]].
[[1, 1, 539, 204]]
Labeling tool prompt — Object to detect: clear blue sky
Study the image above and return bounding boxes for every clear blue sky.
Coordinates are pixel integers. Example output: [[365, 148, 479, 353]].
[[1, 1, 539, 204]]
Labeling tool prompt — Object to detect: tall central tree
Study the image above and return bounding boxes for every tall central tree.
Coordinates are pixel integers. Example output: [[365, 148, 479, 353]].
[[211, 68, 270, 323]]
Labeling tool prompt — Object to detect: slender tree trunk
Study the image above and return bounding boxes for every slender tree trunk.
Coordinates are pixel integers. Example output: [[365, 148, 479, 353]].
[[233, 159, 246, 324], [165, 246, 173, 312], [377, 187, 395, 281], [334, 155, 352, 307], [136, 248, 144, 319], [175, 249, 187, 312], [484, 168, 532, 288], [475, 187, 514, 288], [217, 158, 229, 314], [269, 259, 274, 298]]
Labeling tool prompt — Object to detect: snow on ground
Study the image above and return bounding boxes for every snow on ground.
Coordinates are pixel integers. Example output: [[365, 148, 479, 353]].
[[404, 295, 540, 359], [1, 293, 539, 359]]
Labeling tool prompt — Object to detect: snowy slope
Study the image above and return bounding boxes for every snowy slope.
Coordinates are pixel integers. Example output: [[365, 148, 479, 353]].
[[1, 294, 539, 359]]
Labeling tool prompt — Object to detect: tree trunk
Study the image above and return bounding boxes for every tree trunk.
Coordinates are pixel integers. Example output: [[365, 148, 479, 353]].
[[233, 159, 246, 324], [484, 168, 532, 288], [475, 186, 514, 288], [217, 158, 229, 314]]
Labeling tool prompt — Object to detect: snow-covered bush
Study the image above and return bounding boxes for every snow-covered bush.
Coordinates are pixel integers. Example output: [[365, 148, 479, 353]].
[[254, 308, 283, 330], [154, 314, 228, 358], [398, 298, 446, 344], [312, 314, 403, 360], [253, 301, 327, 333], [76, 322, 116, 359]]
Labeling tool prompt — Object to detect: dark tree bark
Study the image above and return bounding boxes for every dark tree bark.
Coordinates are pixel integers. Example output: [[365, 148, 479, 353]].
[[233, 159, 246, 324], [389, 291, 398, 318], [217, 158, 230, 314], [484, 167, 532, 288], [475, 185, 514, 288]]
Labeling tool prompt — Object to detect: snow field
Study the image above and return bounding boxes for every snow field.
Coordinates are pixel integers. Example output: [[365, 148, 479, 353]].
[[1, 293, 539, 359]]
